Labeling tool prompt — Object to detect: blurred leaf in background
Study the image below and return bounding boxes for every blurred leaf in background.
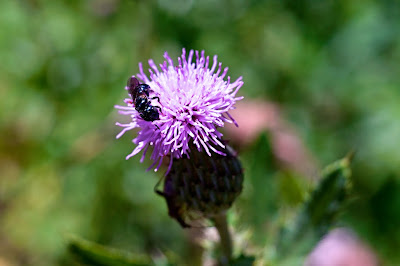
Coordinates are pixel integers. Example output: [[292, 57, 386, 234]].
[[67, 234, 151, 266], [276, 154, 353, 261]]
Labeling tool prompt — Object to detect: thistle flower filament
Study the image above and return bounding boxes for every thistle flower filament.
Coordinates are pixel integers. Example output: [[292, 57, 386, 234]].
[[115, 49, 244, 172]]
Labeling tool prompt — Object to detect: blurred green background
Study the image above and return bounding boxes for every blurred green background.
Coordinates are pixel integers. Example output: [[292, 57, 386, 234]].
[[1, 0, 400, 265]]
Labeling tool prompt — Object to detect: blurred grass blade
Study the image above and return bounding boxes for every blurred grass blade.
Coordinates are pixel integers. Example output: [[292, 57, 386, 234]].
[[67, 234, 151, 266], [276, 153, 353, 256]]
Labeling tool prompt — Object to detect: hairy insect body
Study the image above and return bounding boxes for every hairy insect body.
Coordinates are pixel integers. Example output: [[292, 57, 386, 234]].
[[127, 77, 160, 122]]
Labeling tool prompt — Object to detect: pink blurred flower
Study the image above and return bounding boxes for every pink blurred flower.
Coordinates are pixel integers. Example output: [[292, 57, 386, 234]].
[[305, 228, 378, 266]]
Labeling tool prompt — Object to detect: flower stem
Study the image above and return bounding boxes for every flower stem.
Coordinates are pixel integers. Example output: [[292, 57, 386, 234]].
[[212, 213, 232, 265]]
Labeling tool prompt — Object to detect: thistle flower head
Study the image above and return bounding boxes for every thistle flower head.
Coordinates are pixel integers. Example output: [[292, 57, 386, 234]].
[[115, 48, 244, 171]]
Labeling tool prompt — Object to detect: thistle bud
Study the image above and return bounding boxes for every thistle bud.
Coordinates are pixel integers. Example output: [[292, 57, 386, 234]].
[[157, 144, 243, 227]]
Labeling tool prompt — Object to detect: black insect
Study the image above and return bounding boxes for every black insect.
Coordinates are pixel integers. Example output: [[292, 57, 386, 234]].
[[127, 77, 161, 121]]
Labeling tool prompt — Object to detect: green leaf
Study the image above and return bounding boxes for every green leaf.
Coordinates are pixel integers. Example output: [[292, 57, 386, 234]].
[[230, 254, 256, 266], [276, 152, 353, 257], [277, 171, 307, 207], [67, 234, 151, 266], [240, 133, 279, 244]]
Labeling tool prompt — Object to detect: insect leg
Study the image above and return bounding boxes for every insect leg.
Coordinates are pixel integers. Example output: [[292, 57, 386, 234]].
[[154, 175, 165, 195], [150, 96, 160, 103]]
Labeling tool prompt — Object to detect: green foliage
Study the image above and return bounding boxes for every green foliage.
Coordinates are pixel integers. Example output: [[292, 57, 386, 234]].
[[1, 0, 399, 265], [276, 154, 353, 258], [239, 134, 279, 245], [67, 235, 151, 266], [230, 254, 256, 266]]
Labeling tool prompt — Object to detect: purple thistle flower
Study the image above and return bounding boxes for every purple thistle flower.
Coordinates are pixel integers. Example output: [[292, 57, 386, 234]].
[[115, 48, 244, 172]]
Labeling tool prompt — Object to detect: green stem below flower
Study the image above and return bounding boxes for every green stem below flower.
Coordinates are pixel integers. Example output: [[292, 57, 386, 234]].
[[212, 212, 232, 265]]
